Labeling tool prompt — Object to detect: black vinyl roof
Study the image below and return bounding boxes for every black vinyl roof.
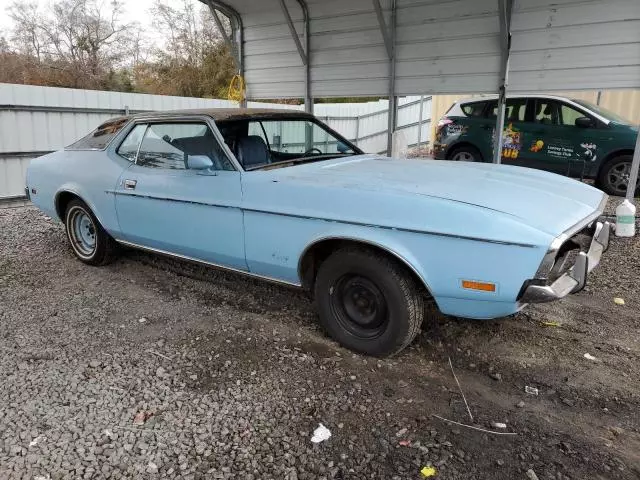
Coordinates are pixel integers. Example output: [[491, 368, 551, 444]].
[[131, 108, 314, 122]]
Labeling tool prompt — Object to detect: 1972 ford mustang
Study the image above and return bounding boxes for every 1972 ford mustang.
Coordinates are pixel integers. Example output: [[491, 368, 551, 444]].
[[26, 109, 611, 357]]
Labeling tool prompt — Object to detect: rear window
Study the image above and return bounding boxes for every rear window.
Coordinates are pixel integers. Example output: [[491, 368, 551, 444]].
[[461, 102, 487, 117], [66, 117, 130, 150]]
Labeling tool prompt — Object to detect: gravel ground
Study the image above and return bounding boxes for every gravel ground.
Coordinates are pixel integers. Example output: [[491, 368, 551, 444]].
[[0, 201, 639, 480]]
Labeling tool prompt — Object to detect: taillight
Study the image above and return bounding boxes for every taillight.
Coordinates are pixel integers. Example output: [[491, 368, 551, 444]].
[[436, 117, 453, 134]]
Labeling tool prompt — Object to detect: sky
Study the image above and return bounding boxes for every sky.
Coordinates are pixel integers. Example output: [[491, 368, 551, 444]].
[[0, 0, 185, 34]]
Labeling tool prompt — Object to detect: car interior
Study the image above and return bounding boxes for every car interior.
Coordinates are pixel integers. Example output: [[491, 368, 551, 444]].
[[218, 119, 350, 170], [218, 121, 273, 169]]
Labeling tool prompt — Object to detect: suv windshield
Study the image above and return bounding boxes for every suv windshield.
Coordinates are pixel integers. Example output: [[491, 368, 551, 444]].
[[572, 99, 631, 125], [218, 117, 360, 170]]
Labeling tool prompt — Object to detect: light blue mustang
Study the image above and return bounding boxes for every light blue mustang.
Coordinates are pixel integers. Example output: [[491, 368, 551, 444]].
[[26, 109, 610, 356]]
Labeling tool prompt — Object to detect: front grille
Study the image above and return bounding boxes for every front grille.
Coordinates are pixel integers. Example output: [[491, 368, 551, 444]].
[[542, 224, 596, 283]]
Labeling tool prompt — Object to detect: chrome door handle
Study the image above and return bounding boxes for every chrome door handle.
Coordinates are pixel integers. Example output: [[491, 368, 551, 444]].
[[124, 179, 137, 190]]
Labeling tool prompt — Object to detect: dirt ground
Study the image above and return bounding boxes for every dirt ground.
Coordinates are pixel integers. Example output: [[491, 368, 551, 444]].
[[0, 202, 639, 480]]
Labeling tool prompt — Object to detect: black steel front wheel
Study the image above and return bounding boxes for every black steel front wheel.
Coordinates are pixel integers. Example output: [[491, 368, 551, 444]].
[[314, 247, 425, 357], [329, 274, 389, 339]]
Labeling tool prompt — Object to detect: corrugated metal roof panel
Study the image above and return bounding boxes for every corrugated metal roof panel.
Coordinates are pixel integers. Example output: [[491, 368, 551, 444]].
[[207, 0, 640, 98]]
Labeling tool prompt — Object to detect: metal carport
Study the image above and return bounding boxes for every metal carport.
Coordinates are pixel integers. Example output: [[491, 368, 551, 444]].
[[202, 0, 640, 200]]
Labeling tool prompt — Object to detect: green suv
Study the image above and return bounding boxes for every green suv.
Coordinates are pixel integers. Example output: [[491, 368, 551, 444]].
[[433, 95, 638, 196]]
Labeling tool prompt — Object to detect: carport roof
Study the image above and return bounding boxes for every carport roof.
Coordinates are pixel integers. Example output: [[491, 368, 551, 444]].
[[201, 0, 640, 100]]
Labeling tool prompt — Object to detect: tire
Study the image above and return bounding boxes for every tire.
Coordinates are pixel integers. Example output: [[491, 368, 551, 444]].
[[447, 145, 482, 162], [597, 155, 637, 197], [314, 247, 425, 357], [64, 198, 118, 265]]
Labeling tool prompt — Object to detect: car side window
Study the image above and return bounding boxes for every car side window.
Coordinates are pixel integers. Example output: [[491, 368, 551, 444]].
[[487, 99, 527, 122], [532, 100, 559, 125], [117, 124, 147, 162], [559, 103, 588, 126], [461, 102, 486, 117], [136, 122, 234, 171]]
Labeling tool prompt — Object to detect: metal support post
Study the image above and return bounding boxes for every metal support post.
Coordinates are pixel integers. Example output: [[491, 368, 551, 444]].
[[386, 0, 397, 156], [625, 127, 640, 201], [492, 0, 513, 164], [279, 0, 307, 66], [492, 86, 508, 164], [372, 0, 393, 59], [417, 95, 424, 151], [279, 0, 312, 114], [299, 0, 312, 114], [205, 1, 246, 107]]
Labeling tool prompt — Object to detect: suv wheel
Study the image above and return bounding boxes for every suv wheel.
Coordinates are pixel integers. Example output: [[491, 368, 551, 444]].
[[597, 155, 637, 197], [448, 145, 482, 162]]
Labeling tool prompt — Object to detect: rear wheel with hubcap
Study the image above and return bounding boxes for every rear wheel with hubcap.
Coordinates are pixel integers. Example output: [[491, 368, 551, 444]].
[[64, 198, 118, 265], [314, 247, 426, 357]]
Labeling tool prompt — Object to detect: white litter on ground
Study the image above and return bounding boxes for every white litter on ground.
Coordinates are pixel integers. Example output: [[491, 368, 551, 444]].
[[311, 423, 332, 443]]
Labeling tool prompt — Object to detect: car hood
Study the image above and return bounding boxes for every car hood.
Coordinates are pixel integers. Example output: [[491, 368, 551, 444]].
[[265, 155, 606, 237]]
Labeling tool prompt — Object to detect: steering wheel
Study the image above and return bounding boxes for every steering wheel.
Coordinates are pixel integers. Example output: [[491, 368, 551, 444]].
[[303, 148, 323, 156]]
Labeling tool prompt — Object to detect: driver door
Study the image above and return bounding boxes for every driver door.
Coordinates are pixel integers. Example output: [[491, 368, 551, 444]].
[[113, 119, 247, 270]]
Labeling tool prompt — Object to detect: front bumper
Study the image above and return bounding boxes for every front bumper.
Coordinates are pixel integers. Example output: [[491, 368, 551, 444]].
[[432, 143, 446, 160], [518, 221, 610, 304]]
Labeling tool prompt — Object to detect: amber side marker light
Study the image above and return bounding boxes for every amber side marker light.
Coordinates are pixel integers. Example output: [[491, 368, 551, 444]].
[[461, 280, 496, 292]]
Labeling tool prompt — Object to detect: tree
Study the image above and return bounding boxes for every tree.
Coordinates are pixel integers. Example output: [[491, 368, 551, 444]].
[[1, 0, 235, 97], [6, 0, 134, 89], [132, 0, 235, 98]]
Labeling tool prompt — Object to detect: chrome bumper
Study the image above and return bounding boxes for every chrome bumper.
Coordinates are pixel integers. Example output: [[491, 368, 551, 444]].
[[519, 221, 610, 304]]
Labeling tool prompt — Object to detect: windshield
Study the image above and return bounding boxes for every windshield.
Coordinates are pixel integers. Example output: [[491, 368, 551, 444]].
[[572, 99, 632, 125], [218, 117, 360, 170]]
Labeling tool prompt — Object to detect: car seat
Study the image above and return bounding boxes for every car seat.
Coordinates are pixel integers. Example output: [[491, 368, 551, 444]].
[[235, 135, 271, 168]]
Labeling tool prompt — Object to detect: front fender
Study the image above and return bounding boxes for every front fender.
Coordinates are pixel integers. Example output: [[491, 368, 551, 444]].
[[298, 229, 437, 299], [242, 210, 548, 318]]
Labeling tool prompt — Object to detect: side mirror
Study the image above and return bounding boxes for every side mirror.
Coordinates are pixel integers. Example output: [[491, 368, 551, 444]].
[[575, 117, 594, 128], [337, 142, 349, 153], [187, 154, 214, 170]]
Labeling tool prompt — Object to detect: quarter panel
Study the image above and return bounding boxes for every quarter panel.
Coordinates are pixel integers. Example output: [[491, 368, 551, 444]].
[[26, 150, 128, 235]]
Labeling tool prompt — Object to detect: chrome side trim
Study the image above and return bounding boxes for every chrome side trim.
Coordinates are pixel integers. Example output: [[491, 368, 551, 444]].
[[106, 191, 536, 248], [115, 239, 303, 288], [242, 208, 537, 248], [106, 190, 237, 209]]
